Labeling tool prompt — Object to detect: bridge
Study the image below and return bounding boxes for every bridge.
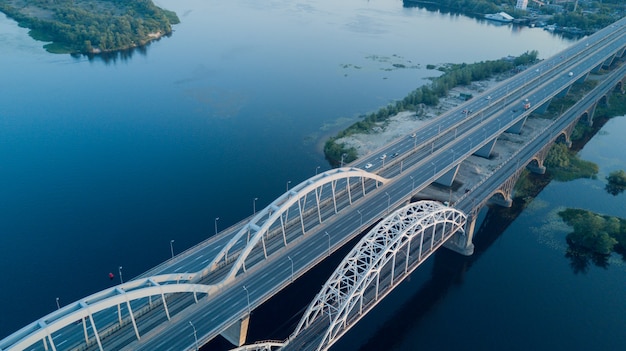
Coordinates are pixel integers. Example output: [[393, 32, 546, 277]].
[[3, 16, 626, 351]]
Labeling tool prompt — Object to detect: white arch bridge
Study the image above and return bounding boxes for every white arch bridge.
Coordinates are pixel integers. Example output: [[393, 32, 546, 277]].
[[232, 201, 467, 351], [0, 168, 389, 351]]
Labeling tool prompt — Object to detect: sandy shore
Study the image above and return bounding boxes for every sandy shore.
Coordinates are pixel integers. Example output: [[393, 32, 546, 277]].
[[335, 78, 501, 157], [335, 74, 554, 203]]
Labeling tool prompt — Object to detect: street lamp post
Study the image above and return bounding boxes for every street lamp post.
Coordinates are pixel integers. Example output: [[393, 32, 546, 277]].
[[56, 297, 60, 310], [357, 209, 362, 226], [315, 166, 320, 175], [286, 180, 291, 192], [119, 266, 123, 284], [170, 240, 175, 259], [243, 285, 251, 315], [324, 231, 331, 257], [385, 192, 390, 214], [288, 256, 294, 283], [340, 153, 347, 167], [432, 161, 437, 177], [410, 176, 414, 192], [189, 321, 198, 351], [214, 217, 219, 235], [253, 197, 258, 215]]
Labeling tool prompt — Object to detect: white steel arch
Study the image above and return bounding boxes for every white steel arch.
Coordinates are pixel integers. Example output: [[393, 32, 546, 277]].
[[0, 274, 216, 351], [290, 201, 466, 351], [229, 340, 285, 351], [208, 168, 388, 284]]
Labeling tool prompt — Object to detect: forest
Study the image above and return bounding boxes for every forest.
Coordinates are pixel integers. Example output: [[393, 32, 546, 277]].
[[0, 0, 180, 54]]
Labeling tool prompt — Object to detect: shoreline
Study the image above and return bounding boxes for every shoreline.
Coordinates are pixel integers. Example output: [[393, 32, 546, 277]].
[[335, 77, 501, 158]]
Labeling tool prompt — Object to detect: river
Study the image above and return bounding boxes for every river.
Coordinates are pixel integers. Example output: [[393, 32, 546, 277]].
[[0, 0, 623, 349]]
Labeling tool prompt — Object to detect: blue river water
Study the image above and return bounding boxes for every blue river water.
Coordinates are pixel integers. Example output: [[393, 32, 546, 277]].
[[1, 0, 624, 348]]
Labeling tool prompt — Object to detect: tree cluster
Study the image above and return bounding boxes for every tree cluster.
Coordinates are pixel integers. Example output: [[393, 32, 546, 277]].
[[559, 208, 626, 255], [0, 0, 180, 54], [605, 169, 626, 196], [544, 142, 599, 181]]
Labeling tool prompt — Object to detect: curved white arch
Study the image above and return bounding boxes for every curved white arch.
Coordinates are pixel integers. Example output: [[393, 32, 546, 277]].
[[208, 167, 388, 283], [290, 201, 466, 350], [0, 277, 216, 351], [229, 341, 285, 351]]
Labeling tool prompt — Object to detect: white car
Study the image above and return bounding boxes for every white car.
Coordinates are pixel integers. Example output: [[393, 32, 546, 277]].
[[379, 154, 387, 160], [365, 163, 373, 169]]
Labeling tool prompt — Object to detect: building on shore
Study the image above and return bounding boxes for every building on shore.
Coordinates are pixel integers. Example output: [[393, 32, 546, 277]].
[[484, 12, 514, 23]]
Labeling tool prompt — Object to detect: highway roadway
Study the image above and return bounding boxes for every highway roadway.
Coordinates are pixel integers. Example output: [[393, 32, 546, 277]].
[[282, 48, 626, 351], [4, 15, 626, 351]]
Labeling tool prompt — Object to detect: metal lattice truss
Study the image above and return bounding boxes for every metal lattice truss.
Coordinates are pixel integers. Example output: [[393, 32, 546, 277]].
[[290, 201, 466, 351], [0, 168, 387, 351], [206, 168, 388, 284], [0, 274, 214, 351], [229, 340, 285, 351]]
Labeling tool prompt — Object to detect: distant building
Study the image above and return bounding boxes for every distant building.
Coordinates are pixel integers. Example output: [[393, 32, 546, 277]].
[[516, 0, 528, 10]]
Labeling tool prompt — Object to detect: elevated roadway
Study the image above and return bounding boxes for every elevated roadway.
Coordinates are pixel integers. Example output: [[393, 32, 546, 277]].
[[3, 15, 626, 351]]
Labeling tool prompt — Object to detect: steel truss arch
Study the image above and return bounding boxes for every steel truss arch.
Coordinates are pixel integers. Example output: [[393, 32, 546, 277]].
[[208, 168, 388, 283], [290, 201, 466, 351], [0, 275, 216, 351], [229, 340, 285, 351]]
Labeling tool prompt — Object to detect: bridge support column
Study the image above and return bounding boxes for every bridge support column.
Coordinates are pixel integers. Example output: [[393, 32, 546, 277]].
[[591, 62, 603, 73], [602, 55, 615, 69], [474, 138, 497, 158], [574, 72, 590, 85], [434, 164, 460, 187], [221, 315, 250, 347], [556, 85, 571, 98], [583, 102, 597, 126], [444, 215, 476, 256], [535, 99, 551, 114], [489, 194, 513, 208], [506, 116, 527, 134], [526, 160, 546, 175]]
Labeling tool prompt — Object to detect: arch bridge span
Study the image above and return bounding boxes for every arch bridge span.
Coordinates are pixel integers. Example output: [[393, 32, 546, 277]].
[[205, 167, 388, 284], [284, 201, 466, 351], [0, 274, 214, 351]]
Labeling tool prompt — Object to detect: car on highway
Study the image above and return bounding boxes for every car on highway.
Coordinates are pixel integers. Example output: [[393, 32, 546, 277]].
[[568, 71, 574, 77], [379, 154, 387, 160], [391, 152, 399, 158], [410, 133, 416, 138], [365, 163, 373, 169]]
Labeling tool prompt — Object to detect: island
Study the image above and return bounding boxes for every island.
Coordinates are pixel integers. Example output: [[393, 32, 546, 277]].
[[0, 0, 180, 54]]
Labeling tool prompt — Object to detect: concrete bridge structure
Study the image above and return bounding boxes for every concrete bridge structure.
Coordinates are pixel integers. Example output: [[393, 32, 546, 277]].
[[3, 15, 626, 351]]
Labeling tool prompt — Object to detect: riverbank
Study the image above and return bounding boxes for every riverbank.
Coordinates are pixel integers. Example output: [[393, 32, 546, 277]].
[[334, 78, 499, 158]]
